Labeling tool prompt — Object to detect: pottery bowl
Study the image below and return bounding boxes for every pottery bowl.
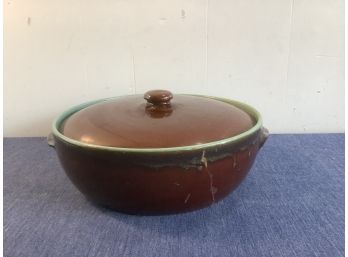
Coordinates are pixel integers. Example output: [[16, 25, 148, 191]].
[[49, 90, 268, 215]]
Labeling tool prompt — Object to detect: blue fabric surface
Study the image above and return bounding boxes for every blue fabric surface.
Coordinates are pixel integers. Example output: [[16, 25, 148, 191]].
[[4, 134, 344, 257]]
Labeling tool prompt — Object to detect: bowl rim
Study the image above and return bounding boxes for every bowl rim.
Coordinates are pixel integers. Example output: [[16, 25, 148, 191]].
[[52, 94, 263, 153]]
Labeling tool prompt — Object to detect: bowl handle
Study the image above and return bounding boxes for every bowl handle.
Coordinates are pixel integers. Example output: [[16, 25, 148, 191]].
[[47, 132, 55, 148], [259, 127, 269, 148]]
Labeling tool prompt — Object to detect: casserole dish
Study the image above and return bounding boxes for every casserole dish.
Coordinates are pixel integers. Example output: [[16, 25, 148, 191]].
[[49, 90, 268, 215]]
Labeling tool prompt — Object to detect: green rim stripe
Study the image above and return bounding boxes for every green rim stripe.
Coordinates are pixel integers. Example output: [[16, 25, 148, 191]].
[[52, 95, 263, 153]]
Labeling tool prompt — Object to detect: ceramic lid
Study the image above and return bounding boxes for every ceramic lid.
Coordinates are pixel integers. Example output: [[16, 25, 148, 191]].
[[61, 90, 255, 148]]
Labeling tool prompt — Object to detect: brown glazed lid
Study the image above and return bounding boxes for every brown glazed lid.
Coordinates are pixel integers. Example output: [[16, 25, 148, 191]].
[[61, 90, 254, 148]]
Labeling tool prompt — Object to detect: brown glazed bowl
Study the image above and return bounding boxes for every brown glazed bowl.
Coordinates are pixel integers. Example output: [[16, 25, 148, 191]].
[[49, 90, 268, 215]]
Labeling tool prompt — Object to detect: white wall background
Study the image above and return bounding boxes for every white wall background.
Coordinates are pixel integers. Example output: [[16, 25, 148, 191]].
[[4, 0, 344, 136]]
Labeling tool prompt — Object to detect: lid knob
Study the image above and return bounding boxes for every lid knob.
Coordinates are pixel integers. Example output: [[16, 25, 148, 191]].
[[144, 90, 173, 105]]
